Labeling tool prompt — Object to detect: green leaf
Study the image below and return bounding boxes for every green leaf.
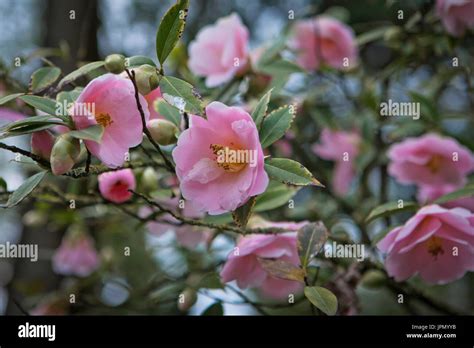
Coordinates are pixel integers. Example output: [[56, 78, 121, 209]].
[[251, 88, 272, 130], [232, 196, 256, 228], [0, 93, 24, 106], [0, 115, 67, 139], [156, 99, 181, 127], [160, 76, 203, 114], [264, 158, 324, 186], [433, 185, 474, 205], [20, 95, 57, 116], [194, 272, 223, 290], [1, 171, 47, 208], [68, 125, 104, 142], [56, 87, 83, 107], [125, 55, 156, 68], [255, 38, 286, 66], [257, 59, 304, 76], [0, 177, 7, 192], [356, 26, 391, 46], [258, 258, 306, 283], [201, 302, 223, 316], [259, 105, 294, 148], [409, 91, 438, 121], [58, 61, 105, 88], [304, 286, 338, 316], [365, 201, 418, 223], [29, 67, 61, 93], [254, 181, 298, 213], [297, 222, 329, 270], [155, 0, 189, 66]]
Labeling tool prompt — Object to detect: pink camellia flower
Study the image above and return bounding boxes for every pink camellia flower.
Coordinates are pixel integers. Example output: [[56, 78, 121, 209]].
[[312, 128, 361, 196], [172, 101, 269, 215], [142, 198, 211, 248], [289, 16, 358, 71], [71, 74, 149, 168], [388, 133, 474, 188], [418, 184, 474, 212], [52, 234, 100, 277], [377, 205, 474, 284], [436, 0, 474, 36], [31, 131, 54, 160], [98, 169, 136, 204], [188, 13, 249, 88], [144, 87, 164, 120], [221, 221, 307, 299]]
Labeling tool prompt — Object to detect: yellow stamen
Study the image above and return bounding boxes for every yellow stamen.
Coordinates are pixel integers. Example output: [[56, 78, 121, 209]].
[[426, 236, 444, 259], [426, 155, 442, 173], [210, 144, 247, 173], [95, 113, 113, 127]]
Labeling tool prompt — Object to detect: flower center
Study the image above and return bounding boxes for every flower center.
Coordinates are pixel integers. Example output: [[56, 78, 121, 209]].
[[210, 143, 247, 173], [95, 113, 113, 127], [426, 155, 442, 173], [425, 236, 444, 259]]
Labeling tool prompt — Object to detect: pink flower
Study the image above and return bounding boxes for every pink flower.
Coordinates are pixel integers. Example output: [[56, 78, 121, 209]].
[[0, 107, 25, 123], [172, 102, 269, 215], [378, 205, 474, 284], [388, 133, 474, 188], [52, 234, 100, 277], [98, 169, 136, 204], [418, 184, 474, 212], [31, 131, 54, 160], [289, 16, 358, 71], [142, 198, 211, 248], [71, 74, 149, 168], [221, 222, 306, 299], [312, 128, 361, 196], [188, 13, 249, 88], [144, 87, 164, 120], [436, 0, 474, 36]]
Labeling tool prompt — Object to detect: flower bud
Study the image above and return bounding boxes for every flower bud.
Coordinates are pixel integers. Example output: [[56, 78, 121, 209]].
[[360, 270, 386, 289], [134, 64, 159, 95], [141, 167, 159, 191], [50, 134, 80, 175], [31, 130, 54, 160], [105, 54, 126, 74], [177, 288, 197, 312], [147, 119, 178, 146]]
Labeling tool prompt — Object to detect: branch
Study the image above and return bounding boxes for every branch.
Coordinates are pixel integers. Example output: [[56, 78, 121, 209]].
[[0, 142, 50, 167], [125, 68, 175, 172]]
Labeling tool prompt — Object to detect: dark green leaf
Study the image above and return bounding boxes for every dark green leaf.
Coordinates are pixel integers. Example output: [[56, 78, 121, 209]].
[[304, 286, 338, 315], [251, 88, 272, 130], [0, 177, 7, 192], [126, 55, 156, 68], [68, 125, 104, 142], [254, 181, 298, 212], [160, 76, 203, 114], [1, 171, 47, 208], [259, 105, 294, 148], [58, 61, 105, 88], [156, 0, 189, 66], [30, 67, 61, 93], [257, 59, 304, 76], [365, 201, 418, 223], [264, 158, 324, 186], [433, 185, 474, 205], [20, 95, 57, 116], [0, 93, 24, 106], [156, 99, 181, 127], [56, 88, 83, 107], [201, 302, 223, 316], [297, 222, 329, 270], [232, 196, 256, 228]]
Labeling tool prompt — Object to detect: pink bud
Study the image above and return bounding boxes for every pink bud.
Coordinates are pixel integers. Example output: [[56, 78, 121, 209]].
[[31, 130, 54, 160]]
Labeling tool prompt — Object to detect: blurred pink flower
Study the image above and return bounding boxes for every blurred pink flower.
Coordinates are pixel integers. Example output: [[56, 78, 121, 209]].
[[31, 131, 54, 161], [312, 128, 361, 196], [144, 87, 164, 120], [418, 184, 474, 212], [0, 107, 25, 123], [142, 198, 211, 248], [52, 234, 100, 277], [289, 16, 358, 71], [221, 222, 306, 299], [377, 205, 474, 284], [71, 74, 149, 168], [172, 102, 268, 215], [98, 169, 136, 204], [388, 133, 474, 188], [188, 13, 249, 88], [436, 0, 474, 36]]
